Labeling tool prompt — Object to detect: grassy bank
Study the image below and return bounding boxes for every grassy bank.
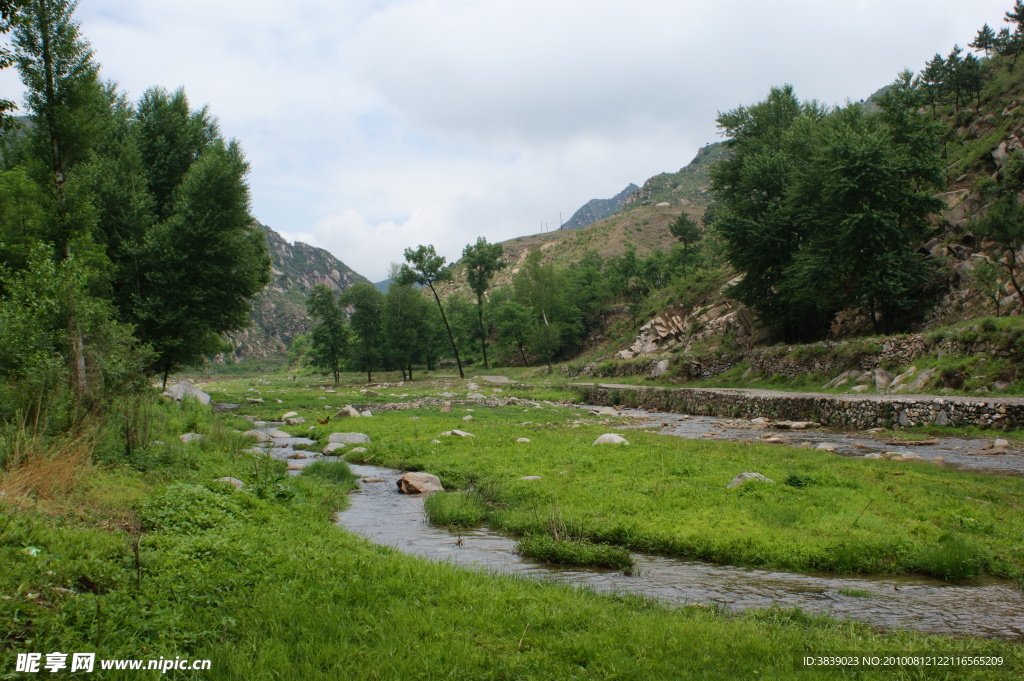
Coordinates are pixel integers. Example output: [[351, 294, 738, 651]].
[[2, 382, 1022, 679]]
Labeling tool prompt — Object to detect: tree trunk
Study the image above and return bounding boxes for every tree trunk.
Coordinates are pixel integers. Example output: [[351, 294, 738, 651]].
[[427, 283, 464, 378], [407, 362, 413, 381], [476, 292, 489, 369]]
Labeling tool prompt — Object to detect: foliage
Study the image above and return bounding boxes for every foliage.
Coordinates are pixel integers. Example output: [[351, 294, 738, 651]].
[[396, 244, 465, 378], [342, 282, 384, 382], [461, 236, 506, 369], [305, 286, 349, 383]]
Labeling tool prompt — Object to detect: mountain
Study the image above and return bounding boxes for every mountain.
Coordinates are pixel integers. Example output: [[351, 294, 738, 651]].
[[559, 183, 639, 231], [222, 224, 369, 360], [624, 142, 726, 208]]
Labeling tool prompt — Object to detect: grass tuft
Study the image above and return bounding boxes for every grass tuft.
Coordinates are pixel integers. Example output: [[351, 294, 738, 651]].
[[517, 534, 635, 572]]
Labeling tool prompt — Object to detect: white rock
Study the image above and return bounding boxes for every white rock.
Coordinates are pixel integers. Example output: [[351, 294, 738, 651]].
[[285, 417, 305, 425], [517, 438, 531, 443], [726, 472, 774, 489], [328, 433, 371, 444], [243, 430, 270, 442], [863, 453, 883, 459], [163, 382, 211, 405], [396, 472, 444, 494], [360, 411, 373, 417], [322, 442, 346, 454], [519, 476, 542, 481], [429, 439, 442, 444], [462, 415, 473, 421], [350, 447, 368, 454], [467, 393, 485, 399], [592, 434, 629, 445], [179, 433, 204, 443], [334, 406, 361, 418], [282, 411, 299, 420], [269, 430, 291, 439], [815, 443, 836, 452], [440, 430, 475, 438]]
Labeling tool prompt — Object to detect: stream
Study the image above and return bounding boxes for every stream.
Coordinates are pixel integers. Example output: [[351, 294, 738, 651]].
[[335, 464, 1024, 640]]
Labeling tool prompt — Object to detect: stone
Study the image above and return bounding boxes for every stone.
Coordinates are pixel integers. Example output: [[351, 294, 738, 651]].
[[933, 410, 950, 427], [281, 411, 299, 420], [396, 472, 444, 494], [467, 393, 485, 399], [592, 434, 629, 445], [273, 399, 283, 404], [429, 439, 441, 444], [772, 421, 819, 430], [596, 406, 618, 416], [905, 368, 937, 393], [467, 383, 480, 390], [519, 476, 542, 481], [323, 443, 346, 455], [360, 411, 373, 417], [334, 406, 361, 418], [824, 369, 861, 389], [994, 438, 1010, 449], [269, 430, 291, 439], [328, 433, 371, 444], [887, 366, 917, 393], [872, 369, 893, 393], [726, 472, 774, 489], [931, 457, 945, 463], [441, 430, 475, 437], [362, 477, 385, 483], [863, 453, 883, 459], [763, 436, 787, 444], [441, 401, 453, 413], [215, 477, 245, 489], [286, 462, 304, 471], [360, 389, 378, 396], [246, 397, 264, 404], [350, 447, 368, 454], [850, 385, 869, 393], [815, 443, 836, 452], [243, 429, 270, 442], [163, 381, 212, 405], [516, 438, 531, 443], [652, 359, 670, 378], [288, 452, 309, 460], [410, 416, 420, 421], [462, 415, 473, 422], [285, 417, 306, 425], [179, 432, 204, 443]]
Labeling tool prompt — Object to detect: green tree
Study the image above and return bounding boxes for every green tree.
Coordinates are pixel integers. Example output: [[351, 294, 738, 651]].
[[382, 275, 432, 380], [395, 244, 464, 378], [971, 23, 997, 56], [491, 297, 533, 366], [973, 194, 1024, 313], [668, 213, 701, 261], [305, 286, 348, 383], [343, 282, 384, 382], [0, 0, 29, 130], [461, 236, 505, 369]]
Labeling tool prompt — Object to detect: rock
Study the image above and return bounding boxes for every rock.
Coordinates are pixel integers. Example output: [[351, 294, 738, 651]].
[[815, 443, 836, 452], [243, 429, 270, 442], [410, 416, 420, 421], [361, 477, 385, 483], [360, 389, 378, 396], [269, 430, 291, 439], [286, 461, 304, 471], [440, 430, 475, 438], [592, 434, 629, 445], [863, 453, 883, 459], [763, 436, 788, 444], [163, 381, 212, 405], [772, 421, 819, 430], [243, 447, 265, 455], [994, 438, 1010, 449], [273, 398, 283, 404], [396, 472, 444, 494], [360, 411, 373, 417], [322, 443, 346, 454], [429, 439, 441, 444], [905, 368, 937, 393], [441, 401, 453, 413], [350, 447, 368, 454], [179, 432, 204, 443], [285, 417, 306, 425], [467, 383, 480, 390], [854, 443, 872, 450], [328, 433, 371, 444], [850, 385, 869, 393], [516, 438, 531, 443], [871, 369, 893, 391], [726, 472, 774, 489], [462, 415, 473, 422], [519, 476, 542, 481], [887, 366, 917, 393], [866, 427, 885, 433], [215, 477, 245, 490], [246, 397, 264, 404], [824, 369, 861, 389], [651, 359, 670, 378], [595, 406, 617, 416], [933, 410, 950, 427], [492, 388, 503, 393], [288, 452, 309, 460], [282, 411, 299, 420], [467, 393, 485, 399], [334, 406, 361, 418], [931, 457, 945, 463]]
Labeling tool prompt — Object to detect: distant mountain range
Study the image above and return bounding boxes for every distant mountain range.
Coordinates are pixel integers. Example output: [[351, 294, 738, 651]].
[[559, 183, 640, 231]]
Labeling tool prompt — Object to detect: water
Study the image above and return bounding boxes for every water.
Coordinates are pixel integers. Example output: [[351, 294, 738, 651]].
[[336, 464, 1024, 639]]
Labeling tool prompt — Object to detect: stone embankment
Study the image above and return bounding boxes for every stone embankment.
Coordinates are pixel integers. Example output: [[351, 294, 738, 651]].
[[576, 383, 1024, 431]]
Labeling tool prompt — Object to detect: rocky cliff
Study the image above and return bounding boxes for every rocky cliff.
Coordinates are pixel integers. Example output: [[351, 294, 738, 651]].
[[559, 183, 639, 231], [222, 224, 369, 360]]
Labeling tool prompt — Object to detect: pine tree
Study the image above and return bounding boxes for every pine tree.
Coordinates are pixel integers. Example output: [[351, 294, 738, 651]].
[[971, 23, 997, 56]]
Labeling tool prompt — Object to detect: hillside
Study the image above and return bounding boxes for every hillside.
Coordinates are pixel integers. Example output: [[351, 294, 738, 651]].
[[624, 141, 726, 209], [223, 224, 369, 360]]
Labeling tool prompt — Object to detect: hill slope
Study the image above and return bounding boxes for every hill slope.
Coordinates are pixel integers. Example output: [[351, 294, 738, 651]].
[[559, 183, 639, 231]]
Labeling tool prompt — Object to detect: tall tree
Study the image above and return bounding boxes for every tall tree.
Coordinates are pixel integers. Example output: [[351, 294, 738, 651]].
[[668, 213, 702, 262], [396, 244, 465, 378], [461, 236, 505, 369], [0, 0, 29, 130], [306, 285, 348, 383], [343, 282, 384, 382], [382, 273, 431, 380], [971, 23, 997, 56]]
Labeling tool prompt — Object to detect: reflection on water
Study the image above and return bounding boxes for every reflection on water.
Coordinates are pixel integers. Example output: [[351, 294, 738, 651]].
[[337, 464, 1024, 640]]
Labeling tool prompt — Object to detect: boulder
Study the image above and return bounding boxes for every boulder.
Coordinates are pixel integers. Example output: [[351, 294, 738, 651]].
[[651, 359, 670, 378], [282, 411, 299, 420], [323, 443, 346, 454], [179, 433, 204, 444], [726, 472, 774, 489], [350, 447, 368, 454], [243, 429, 270, 442], [592, 434, 629, 445], [269, 430, 291, 439], [441, 401, 453, 413], [285, 417, 305, 425], [163, 382, 211, 405], [440, 430, 475, 438], [396, 472, 444, 494], [360, 411, 373, 417], [215, 477, 245, 490], [850, 385, 869, 393], [467, 393, 485, 399], [887, 367, 917, 393], [334, 406, 361, 418], [462, 415, 473, 421], [328, 433, 371, 444], [362, 477, 385, 483], [905, 368, 937, 393], [863, 453, 883, 460], [815, 443, 836, 452], [246, 397, 264, 404]]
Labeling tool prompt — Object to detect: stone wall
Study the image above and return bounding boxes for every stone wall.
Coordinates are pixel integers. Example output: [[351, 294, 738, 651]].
[[576, 384, 1024, 431]]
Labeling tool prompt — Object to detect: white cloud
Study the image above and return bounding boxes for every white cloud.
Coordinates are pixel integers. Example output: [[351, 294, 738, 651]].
[[3, 0, 1014, 279]]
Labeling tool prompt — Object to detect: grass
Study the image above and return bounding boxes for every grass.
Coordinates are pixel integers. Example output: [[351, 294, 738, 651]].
[[517, 534, 635, 572], [837, 589, 872, 598], [2, 377, 1023, 678]]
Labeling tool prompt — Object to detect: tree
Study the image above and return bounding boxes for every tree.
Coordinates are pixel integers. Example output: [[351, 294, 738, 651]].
[[0, 0, 29, 130], [343, 282, 384, 382], [491, 298, 533, 366], [971, 23, 997, 56], [382, 274, 431, 380], [668, 213, 702, 262], [461, 236, 505, 369], [305, 285, 348, 383], [395, 244, 464, 378], [973, 194, 1024, 314]]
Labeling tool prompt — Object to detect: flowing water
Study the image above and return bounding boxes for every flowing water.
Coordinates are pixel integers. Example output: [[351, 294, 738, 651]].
[[336, 464, 1024, 639]]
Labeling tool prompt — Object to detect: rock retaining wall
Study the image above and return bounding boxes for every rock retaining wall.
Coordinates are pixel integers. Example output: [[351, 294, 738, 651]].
[[577, 384, 1024, 431]]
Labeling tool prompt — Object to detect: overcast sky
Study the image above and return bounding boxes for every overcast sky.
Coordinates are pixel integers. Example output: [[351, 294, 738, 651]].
[[0, 0, 1013, 280]]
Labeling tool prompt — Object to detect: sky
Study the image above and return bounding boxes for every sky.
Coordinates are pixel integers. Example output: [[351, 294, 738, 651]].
[[0, 0, 1014, 281]]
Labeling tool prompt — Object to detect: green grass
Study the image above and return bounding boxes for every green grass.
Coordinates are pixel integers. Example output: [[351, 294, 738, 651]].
[[837, 588, 872, 598], [3, 381, 1023, 679], [424, 490, 488, 527], [300, 459, 358, 487], [517, 534, 635, 572]]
